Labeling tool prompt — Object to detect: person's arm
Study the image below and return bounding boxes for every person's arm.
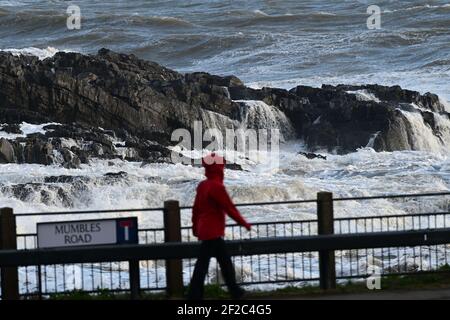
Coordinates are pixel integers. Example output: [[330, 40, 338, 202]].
[[210, 183, 251, 230]]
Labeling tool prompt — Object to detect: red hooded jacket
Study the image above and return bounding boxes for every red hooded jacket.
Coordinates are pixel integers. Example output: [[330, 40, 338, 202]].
[[192, 154, 251, 240]]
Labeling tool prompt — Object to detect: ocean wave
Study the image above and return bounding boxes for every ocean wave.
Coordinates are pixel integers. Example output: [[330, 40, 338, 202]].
[[0, 9, 194, 29], [2, 9, 67, 26], [0, 0, 25, 6], [133, 33, 251, 61], [134, 15, 194, 27], [253, 9, 269, 17], [0, 47, 70, 60], [357, 32, 427, 47], [422, 59, 450, 69], [384, 3, 450, 13], [95, 14, 196, 28], [252, 9, 337, 18], [221, 9, 345, 28]]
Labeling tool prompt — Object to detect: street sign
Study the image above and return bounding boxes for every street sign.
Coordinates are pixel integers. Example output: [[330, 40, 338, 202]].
[[37, 217, 138, 249]]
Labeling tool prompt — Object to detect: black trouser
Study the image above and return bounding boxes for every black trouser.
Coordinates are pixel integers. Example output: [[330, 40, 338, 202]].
[[188, 237, 242, 300]]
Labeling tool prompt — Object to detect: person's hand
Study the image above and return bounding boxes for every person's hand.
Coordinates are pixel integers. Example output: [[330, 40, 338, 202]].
[[244, 222, 252, 231]]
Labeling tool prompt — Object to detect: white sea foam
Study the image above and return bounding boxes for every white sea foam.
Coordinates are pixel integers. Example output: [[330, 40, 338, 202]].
[[3, 138, 449, 293], [346, 89, 381, 103], [0, 47, 71, 60], [398, 109, 443, 152], [0, 122, 60, 139], [235, 100, 295, 140], [383, 4, 450, 13], [366, 131, 380, 148], [439, 97, 450, 113], [396, 104, 450, 153], [2, 140, 448, 234], [253, 9, 269, 16], [0, 1, 25, 6]]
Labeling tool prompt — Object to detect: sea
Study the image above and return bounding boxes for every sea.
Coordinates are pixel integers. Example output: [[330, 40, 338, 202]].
[[0, 0, 449, 292]]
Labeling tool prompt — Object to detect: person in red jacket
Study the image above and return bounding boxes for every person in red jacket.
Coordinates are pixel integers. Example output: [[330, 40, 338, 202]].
[[187, 153, 251, 300]]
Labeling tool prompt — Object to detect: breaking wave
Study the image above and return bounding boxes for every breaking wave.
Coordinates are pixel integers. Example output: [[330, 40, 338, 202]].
[[0, 46, 70, 60]]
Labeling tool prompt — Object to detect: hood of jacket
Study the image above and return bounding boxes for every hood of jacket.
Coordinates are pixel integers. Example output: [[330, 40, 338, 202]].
[[202, 153, 225, 182]]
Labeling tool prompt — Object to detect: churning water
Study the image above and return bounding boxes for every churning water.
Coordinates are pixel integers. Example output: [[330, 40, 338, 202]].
[[0, 0, 449, 293]]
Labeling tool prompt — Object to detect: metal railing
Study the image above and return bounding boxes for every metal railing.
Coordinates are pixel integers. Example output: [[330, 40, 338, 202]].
[[1, 191, 449, 299]]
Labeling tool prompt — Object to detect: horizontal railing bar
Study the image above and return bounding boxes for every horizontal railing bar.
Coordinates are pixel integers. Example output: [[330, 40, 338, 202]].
[[16, 233, 37, 237], [334, 211, 450, 222], [14, 212, 450, 238], [2, 228, 450, 267], [332, 191, 450, 202], [13, 207, 164, 217], [180, 219, 318, 229], [13, 191, 450, 217]]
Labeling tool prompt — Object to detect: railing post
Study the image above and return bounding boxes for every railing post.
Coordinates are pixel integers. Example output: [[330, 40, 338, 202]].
[[0, 207, 19, 300], [129, 260, 140, 300], [164, 200, 184, 298], [317, 192, 336, 290]]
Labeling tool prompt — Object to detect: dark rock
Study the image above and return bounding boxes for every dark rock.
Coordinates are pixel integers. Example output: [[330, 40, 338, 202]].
[[1, 123, 22, 134], [298, 152, 327, 160], [0, 183, 74, 207], [44, 175, 90, 183], [60, 148, 81, 169], [0, 48, 240, 143], [421, 111, 436, 131], [332, 84, 445, 112], [71, 147, 90, 164], [187, 157, 244, 171], [0, 49, 448, 156], [239, 83, 448, 153], [24, 139, 54, 165], [104, 171, 128, 179], [225, 162, 243, 171], [0, 138, 16, 163]]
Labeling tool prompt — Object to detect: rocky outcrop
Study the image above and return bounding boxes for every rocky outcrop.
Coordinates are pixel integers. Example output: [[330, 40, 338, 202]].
[[229, 84, 449, 153], [0, 49, 241, 141], [0, 122, 172, 168], [1, 49, 448, 157], [0, 171, 137, 208]]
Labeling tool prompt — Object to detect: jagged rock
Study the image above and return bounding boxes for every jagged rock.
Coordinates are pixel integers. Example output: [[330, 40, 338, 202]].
[[104, 171, 128, 179], [0, 183, 74, 207], [70, 147, 90, 164], [0, 123, 22, 134], [0, 138, 16, 163], [0, 48, 241, 144], [44, 175, 90, 183], [187, 158, 244, 171], [332, 84, 445, 113], [0, 49, 448, 155], [60, 148, 81, 169], [225, 162, 243, 171], [24, 139, 54, 165], [421, 111, 436, 132], [230, 83, 448, 153], [298, 152, 327, 160]]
